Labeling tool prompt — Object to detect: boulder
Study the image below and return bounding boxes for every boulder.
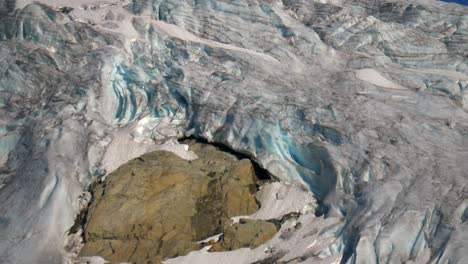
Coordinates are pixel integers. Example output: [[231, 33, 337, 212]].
[[79, 141, 267, 263], [210, 219, 279, 252]]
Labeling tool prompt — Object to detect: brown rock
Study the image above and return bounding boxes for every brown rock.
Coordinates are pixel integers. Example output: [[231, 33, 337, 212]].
[[79, 141, 267, 263], [210, 219, 278, 252]]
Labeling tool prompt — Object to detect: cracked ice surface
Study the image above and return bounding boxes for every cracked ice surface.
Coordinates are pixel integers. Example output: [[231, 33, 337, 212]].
[[0, 0, 467, 263]]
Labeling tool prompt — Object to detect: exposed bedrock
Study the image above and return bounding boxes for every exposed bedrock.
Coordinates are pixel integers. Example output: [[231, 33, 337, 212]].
[[78, 141, 278, 263]]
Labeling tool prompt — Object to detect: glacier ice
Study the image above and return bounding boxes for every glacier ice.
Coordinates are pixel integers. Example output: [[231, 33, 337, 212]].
[[0, 0, 467, 263]]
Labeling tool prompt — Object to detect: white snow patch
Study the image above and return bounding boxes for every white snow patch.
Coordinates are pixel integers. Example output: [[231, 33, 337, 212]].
[[197, 233, 223, 244], [153, 21, 280, 64], [307, 240, 318, 249], [407, 68, 468, 81], [244, 182, 317, 220], [356, 68, 406, 89], [230, 182, 315, 223], [101, 118, 197, 174], [38, 175, 58, 209]]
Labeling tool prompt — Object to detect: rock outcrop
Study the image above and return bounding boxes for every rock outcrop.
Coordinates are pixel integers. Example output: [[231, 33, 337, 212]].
[[210, 218, 278, 252], [79, 141, 275, 263]]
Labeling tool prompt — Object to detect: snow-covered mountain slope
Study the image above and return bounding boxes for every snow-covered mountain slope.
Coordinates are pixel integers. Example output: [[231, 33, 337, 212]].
[[0, 0, 467, 263]]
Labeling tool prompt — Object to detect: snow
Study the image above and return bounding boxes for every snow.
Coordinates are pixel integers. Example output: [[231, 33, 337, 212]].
[[0, 125, 20, 169], [406, 67, 468, 81], [197, 233, 223, 244], [231, 182, 317, 223], [232, 182, 317, 222], [101, 117, 197, 174], [355, 68, 406, 90], [153, 21, 280, 64]]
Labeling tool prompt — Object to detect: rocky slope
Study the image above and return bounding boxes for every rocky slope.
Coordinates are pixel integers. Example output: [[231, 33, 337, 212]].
[[0, 0, 467, 263]]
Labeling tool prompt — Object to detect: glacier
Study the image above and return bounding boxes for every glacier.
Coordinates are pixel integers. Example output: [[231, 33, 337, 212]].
[[0, 0, 467, 263]]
